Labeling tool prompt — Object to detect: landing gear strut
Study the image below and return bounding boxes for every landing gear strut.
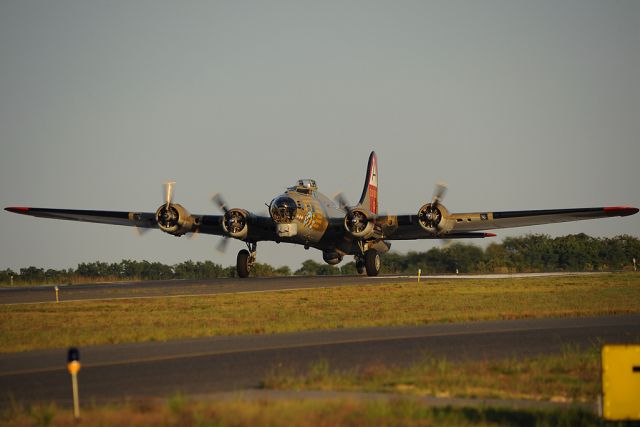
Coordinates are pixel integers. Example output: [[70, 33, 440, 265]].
[[237, 242, 256, 278], [354, 240, 381, 277]]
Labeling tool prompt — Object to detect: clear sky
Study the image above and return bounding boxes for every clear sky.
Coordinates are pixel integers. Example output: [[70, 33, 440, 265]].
[[1, 1, 638, 272]]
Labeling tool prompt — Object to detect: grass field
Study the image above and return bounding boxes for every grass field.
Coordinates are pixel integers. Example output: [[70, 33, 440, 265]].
[[2, 274, 638, 426], [264, 345, 601, 403], [1, 273, 638, 353], [1, 395, 604, 427]]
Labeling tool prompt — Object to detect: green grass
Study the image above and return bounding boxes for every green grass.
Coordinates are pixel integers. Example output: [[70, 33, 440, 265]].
[[0, 395, 607, 427], [1, 273, 639, 353], [264, 346, 601, 403]]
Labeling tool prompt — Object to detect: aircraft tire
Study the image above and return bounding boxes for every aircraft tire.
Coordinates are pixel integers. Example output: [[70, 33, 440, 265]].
[[364, 249, 380, 276], [237, 249, 251, 278]]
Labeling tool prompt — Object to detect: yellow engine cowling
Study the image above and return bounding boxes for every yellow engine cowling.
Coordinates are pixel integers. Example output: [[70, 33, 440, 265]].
[[417, 203, 452, 234], [155, 203, 197, 236], [344, 208, 376, 239], [222, 208, 250, 240]]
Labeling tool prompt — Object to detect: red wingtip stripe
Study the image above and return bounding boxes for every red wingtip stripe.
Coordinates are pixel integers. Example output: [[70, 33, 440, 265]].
[[484, 233, 497, 237], [603, 206, 639, 216], [5, 207, 31, 213]]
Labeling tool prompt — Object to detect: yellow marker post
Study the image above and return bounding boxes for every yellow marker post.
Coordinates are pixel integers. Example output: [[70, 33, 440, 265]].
[[601, 344, 640, 421], [67, 348, 81, 420], [55, 286, 59, 303], [417, 269, 421, 284]]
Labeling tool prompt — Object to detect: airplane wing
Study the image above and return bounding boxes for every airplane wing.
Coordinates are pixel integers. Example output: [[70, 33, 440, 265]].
[[3, 207, 230, 237], [382, 206, 638, 240]]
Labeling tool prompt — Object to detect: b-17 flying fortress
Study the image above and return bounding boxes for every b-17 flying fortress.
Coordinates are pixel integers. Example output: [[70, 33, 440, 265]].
[[6, 151, 638, 278]]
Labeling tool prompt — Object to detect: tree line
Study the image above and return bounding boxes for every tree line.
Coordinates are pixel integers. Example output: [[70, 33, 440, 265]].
[[1, 234, 637, 285]]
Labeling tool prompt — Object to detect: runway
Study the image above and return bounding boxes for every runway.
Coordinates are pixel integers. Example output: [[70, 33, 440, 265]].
[[0, 272, 602, 305], [1, 314, 638, 407]]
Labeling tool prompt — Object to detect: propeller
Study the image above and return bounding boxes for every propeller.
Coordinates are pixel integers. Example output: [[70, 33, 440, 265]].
[[334, 192, 357, 230], [216, 237, 230, 253], [211, 193, 229, 214], [135, 226, 152, 237], [212, 192, 232, 253], [134, 182, 177, 237], [432, 181, 448, 208], [333, 192, 351, 212], [431, 181, 449, 232], [164, 181, 176, 209], [418, 181, 449, 232]]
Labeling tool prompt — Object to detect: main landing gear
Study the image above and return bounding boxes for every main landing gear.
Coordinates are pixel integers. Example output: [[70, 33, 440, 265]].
[[355, 246, 381, 277], [237, 242, 257, 278], [364, 249, 381, 276]]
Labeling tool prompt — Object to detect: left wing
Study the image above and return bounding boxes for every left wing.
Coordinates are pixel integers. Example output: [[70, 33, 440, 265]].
[[4, 207, 235, 238], [380, 206, 638, 240], [5, 207, 160, 229]]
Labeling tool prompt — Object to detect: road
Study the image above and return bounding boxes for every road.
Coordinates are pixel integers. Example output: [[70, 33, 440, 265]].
[[1, 314, 638, 407], [0, 272, 602, 305]]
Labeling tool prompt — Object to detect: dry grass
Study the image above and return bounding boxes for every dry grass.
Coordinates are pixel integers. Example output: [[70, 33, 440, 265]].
[[264, 345, 601, 403], [1, 394, 602, 427], [1, 273, 639, 353]]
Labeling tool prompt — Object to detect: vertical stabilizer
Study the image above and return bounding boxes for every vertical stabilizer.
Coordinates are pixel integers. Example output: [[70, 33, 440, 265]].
[[357, 151, 378, 214]]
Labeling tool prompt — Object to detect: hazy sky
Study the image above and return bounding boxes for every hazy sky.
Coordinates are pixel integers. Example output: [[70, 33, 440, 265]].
[[1, 1, 638, 272]]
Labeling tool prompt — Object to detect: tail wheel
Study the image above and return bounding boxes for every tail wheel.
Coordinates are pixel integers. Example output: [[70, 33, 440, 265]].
[[237, 249, 251, 278], [364, 249, 381, 276]]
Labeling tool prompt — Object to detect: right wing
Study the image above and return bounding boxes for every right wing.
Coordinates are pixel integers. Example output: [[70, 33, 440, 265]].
[[379, 206, 638, 240]]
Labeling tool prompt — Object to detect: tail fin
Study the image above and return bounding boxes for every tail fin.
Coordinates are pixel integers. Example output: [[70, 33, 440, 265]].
[[358, 151, 379, 214]]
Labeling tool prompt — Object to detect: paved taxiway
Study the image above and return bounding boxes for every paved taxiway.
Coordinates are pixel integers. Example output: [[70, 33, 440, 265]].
[[0, 272, 601, 305], [1, 314, 638, 407]]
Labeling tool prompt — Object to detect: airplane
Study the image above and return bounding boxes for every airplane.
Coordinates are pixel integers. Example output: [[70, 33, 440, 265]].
[[5, 151, 638, 278]]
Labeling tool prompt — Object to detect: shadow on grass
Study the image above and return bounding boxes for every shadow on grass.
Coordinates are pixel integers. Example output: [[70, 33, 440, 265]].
[[433, 406, 602, 427]]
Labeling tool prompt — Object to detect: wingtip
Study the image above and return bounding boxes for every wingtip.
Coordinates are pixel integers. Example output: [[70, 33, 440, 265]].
[[484, 233, 497, 238], [603, 206, 639, 217], [5, 207, 31, 213]]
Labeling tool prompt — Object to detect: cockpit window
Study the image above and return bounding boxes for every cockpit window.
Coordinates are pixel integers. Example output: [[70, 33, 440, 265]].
[[270, 196, 297, 223], [294, 179, 317, 194], [297, 179, 316, 188]]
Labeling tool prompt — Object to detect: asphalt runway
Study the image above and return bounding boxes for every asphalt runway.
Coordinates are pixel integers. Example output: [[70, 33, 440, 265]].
[[1, 314, 638, 407], [0, 272, 601, 305]]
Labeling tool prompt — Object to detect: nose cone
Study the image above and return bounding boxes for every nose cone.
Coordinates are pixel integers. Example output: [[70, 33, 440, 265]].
[[270, 196, 297, 223]]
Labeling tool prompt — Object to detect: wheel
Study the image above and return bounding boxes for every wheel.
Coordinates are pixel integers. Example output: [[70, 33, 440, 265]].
[[355, 259, 365, 275], [237, 249, 251, 278], [364, 249, 381, 276]]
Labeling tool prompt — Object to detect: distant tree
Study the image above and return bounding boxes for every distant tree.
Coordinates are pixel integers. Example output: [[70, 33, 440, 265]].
[[380, 252, 407, 274], [0, 269, 17, 285], [252, 263, 291, 277], [19, 266, 45, 282], [3, 234, 638, 284], [295, 259, 340, 276], [485, 242, 511, 273], [340, 261, 358, 275]]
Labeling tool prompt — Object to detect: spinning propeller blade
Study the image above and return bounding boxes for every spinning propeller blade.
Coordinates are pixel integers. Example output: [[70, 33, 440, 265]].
[[164, 181, 176, 209], [432, 181, 448, 207], [212, 193, 229, 214]]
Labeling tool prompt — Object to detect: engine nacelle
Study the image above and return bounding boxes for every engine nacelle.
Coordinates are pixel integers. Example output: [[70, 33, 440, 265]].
[[344, 208, 375, 239], [322, 251, 343, 265], [222, 208, 250, 240], [155, 203, 196, 236], [417, 203, 451, 234]]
